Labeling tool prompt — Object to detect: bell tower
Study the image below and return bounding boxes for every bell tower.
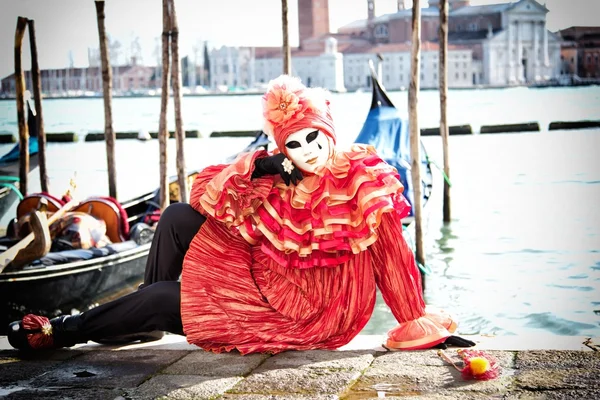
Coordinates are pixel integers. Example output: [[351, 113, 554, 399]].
[[367, 0, 375, 20], [298, 0, 331, 48], [367, 0, 376, 41]]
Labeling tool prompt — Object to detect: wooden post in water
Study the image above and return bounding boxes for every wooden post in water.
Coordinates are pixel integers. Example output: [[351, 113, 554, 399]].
[[439, 0, 451, 223], [281, 0, 291, 75], [95, 0, 117, 200], [409, 0, 425, 281], [27, 19, 48, 193], [168, 0, 187, 203], [14, 17, 29, 197], [158, 0, 171, 210]]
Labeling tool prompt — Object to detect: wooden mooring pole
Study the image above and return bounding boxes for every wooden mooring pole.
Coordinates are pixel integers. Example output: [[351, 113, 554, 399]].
[[281, 0, 291, 75], [409, 0, 425, 287], [28, 19, 48, 193], [439, 0, 451, 223], [14, 17, 29, 197], [95, 0, 118, 200], [158, 0, 171, 211], [169, 0, 187, 203]]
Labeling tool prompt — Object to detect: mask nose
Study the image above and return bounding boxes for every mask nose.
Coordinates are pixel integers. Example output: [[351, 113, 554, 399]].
[[303, 145, 312, 157]]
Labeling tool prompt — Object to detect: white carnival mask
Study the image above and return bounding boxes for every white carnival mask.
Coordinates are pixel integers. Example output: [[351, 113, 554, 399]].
[[284, 128, 330, 174]]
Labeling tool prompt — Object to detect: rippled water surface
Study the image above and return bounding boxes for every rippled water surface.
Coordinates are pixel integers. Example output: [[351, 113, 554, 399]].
[[1, 86, 599, 337]]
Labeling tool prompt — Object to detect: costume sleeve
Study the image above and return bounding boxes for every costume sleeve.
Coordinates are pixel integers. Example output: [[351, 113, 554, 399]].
[[369, 212, 426, 323], [188, 150, 274, 227], [369, 212, 452, 350]]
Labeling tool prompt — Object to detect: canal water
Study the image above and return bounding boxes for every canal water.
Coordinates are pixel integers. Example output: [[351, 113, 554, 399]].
[[0, 85, 599, 338]]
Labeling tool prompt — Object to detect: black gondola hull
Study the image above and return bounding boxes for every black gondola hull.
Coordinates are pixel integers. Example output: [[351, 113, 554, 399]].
[[0, 243, 150, 333]]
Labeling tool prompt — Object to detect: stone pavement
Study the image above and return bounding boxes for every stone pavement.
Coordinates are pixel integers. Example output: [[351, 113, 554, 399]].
[[0, 334, 599, 399]]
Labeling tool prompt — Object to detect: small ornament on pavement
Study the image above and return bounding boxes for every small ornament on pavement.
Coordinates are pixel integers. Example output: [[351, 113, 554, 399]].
[[438, 349, 501, 380]]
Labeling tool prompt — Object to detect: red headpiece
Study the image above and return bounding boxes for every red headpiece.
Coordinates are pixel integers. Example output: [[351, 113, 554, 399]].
[[262, 75, 336, 154]]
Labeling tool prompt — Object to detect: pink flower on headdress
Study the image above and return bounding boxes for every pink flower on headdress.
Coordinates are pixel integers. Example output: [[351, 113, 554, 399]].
[[263, 76, 307, 129]]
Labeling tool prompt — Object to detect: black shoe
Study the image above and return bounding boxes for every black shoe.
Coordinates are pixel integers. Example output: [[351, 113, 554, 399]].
[[93, 330, 164, 345], [7, 320, 30, 350], [7, 314, 83, 351]]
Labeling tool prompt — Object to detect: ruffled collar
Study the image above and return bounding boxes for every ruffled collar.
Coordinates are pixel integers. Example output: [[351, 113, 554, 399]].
[[237, 144, 411, 269]]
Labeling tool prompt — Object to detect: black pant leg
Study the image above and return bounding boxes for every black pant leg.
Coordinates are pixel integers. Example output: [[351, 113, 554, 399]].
[[144, 202, 206, 285], [78, 281, 184, 339]]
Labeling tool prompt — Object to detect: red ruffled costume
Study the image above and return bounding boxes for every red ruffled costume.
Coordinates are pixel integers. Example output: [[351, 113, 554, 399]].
[[180, 144, 455, 355]]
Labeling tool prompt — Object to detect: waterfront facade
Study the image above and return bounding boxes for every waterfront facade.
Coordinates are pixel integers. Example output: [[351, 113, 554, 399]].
[[343, 42, 473, 90], [0, 0, 583, 97], [0, 64, 154, 98], [209, 46, 255, 90], [558, 27, 600, 79], [254, 37, 345, 92], [452, 1, 562, 85], [338, 0, 562, 86]]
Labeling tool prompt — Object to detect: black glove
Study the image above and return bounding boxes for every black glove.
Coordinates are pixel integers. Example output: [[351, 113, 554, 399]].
[[251, 153, 303, 186], [434, 335, 476, 350]]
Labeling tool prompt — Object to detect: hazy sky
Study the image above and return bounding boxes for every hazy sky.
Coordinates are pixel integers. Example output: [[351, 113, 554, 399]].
[[1, 0, 599, 78]]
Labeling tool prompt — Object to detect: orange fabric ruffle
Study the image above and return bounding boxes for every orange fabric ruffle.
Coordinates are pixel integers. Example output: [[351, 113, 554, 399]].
[[385, 314, 451, 350], [193, 150, 274, 225], [197, 144, 411, 269]]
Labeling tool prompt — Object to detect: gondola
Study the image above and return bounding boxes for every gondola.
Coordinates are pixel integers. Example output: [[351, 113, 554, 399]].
[[0, 173, 197, 334], [355, 60, 434, 225]]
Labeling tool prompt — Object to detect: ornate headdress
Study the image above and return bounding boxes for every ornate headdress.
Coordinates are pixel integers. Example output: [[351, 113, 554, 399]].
[[262, 75, 336, 154]]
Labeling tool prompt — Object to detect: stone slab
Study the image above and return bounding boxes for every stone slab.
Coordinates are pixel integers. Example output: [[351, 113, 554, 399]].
[[515, 350, 600, 369], [516, 368, 600, 391], [29, 349, 189, 389], [222, 395, 338, 400], [0, 387, 125, 399], [257, 349, 376, 371], [230, 368, 362, 396], [470, 335, 595, 351], [132, 374, 242, 400], [163, 351, 269, 377], [505, 389, 600, 399], [349, 350, 516, 397], [0, 350, 83, 387]]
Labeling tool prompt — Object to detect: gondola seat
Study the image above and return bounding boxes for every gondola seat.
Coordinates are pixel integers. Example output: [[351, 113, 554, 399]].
[[14, 194, 130, 244], [72, 197, 130, 243], [16, 192, 64, 220], [29, 240, 139, 267]]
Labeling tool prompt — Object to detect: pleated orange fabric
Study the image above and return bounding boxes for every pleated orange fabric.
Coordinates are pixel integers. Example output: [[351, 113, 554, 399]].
[[180, 145, 452, 354]]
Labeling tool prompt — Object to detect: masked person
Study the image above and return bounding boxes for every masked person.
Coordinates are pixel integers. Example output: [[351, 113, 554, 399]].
[[8, 75, 474, 353]]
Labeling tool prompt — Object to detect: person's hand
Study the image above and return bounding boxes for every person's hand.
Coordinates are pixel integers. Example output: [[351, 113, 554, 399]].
[[252, 153, 303, 186], [434, 335, 476, 349]]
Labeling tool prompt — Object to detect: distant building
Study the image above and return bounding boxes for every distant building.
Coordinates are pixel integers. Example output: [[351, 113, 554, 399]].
[[337, 2, 442, 44], [343, 42, 473, 90], [448, 0, 561, 85], [337, 0, 562, 86], [211, 38, 346, 92], [209, 46, 255, 90], [210, 0, 347, 92], [0, 60, 155, 97], [557, 27, 600, 78], [298, 0, 331, 49]]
